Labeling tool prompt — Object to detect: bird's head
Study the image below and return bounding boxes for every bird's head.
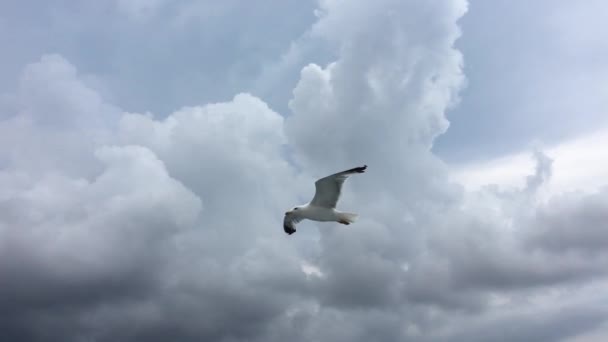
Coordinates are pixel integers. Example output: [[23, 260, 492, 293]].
[[285, 206, 302, 215]]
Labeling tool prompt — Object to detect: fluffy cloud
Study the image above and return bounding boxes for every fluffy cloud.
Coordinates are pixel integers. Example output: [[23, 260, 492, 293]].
[[0, 53, 308, 341], [1, 0, 608, 341]]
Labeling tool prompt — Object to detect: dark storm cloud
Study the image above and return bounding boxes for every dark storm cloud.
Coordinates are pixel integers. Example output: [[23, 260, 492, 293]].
[[526, 187, 608, 254], [431, 301, 608, 342]]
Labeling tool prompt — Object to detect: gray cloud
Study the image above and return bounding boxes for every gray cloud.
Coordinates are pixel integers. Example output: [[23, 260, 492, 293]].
[[1, 1, 608, 341], [525, 187, 608, 255], [431, 300, 608, 342], [526, 149, 553, 192]]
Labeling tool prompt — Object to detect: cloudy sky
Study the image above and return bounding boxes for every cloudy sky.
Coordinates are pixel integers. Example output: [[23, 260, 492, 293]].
[[1, 1, 607, 341]]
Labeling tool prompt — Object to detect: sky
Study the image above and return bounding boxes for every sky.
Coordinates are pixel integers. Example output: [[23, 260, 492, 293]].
[[1, 1, 607, 341]]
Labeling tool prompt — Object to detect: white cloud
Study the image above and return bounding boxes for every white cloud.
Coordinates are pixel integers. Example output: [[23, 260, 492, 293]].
[[450, 126, 608, 196]]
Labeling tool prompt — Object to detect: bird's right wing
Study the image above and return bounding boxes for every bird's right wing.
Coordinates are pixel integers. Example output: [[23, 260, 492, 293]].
[[283, 212, 303, 235], [310, 165, 367, 208]]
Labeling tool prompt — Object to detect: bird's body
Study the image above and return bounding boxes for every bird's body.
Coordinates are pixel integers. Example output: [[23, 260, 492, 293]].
[[290, 204, 357, 222], [283, 165, 367, 235]]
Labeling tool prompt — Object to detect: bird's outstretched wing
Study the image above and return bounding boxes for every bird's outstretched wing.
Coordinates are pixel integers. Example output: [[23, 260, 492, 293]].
[[284, 212, 303, 235], [310, 165, 367, 209]]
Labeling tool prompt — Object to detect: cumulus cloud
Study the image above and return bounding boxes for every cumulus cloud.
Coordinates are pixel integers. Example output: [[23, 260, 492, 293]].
[[1, 0, 608, 341], [0, 61, 297, 342]]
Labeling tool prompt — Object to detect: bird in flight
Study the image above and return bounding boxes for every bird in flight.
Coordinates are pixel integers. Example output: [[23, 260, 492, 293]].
[[283, 165, 367, 235]]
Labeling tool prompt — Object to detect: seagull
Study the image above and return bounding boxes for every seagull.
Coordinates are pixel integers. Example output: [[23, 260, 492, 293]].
[[283, 165, 367, 235]]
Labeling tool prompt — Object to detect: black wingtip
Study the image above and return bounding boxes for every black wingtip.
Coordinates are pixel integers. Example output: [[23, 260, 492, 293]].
[[284, 224, 296, 235], [343, 165, 367, 174]]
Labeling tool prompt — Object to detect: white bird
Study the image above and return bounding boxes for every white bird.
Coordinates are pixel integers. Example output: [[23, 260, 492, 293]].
[[283, 165, 367, 235]]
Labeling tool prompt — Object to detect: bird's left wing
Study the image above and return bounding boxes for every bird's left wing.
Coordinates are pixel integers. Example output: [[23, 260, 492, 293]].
[[310, 165, 367, 208], [283, 212, 303, 235]]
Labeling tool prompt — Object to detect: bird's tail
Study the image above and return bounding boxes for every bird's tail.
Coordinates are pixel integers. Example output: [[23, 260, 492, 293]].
[[338, 212, 359, 224]]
